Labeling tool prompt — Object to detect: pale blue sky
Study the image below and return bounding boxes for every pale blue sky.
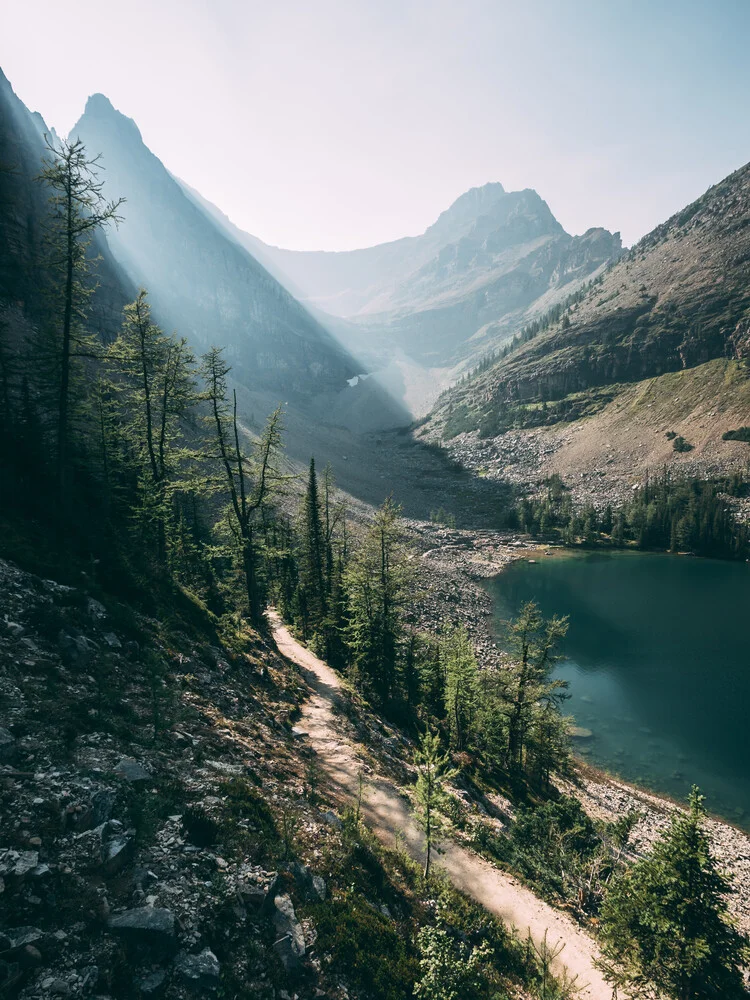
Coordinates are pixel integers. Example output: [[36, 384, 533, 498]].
[[3, 0, 749, 250]]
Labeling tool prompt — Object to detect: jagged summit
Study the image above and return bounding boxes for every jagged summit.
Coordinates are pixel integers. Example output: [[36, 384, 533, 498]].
[[76, 93, 142, 142]]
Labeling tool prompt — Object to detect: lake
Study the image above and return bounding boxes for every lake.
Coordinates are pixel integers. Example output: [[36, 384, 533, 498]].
[[484, 550, 750, 827]]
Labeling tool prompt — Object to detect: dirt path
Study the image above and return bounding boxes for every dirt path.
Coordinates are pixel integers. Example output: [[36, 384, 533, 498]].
[[270, 612, 612, 998]]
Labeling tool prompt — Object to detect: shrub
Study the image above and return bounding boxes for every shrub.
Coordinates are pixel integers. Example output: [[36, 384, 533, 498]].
[[722, 426, 750, 442]]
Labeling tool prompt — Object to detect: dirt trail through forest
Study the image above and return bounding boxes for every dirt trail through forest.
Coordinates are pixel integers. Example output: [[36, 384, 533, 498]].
[[270, 612, 612, 998]]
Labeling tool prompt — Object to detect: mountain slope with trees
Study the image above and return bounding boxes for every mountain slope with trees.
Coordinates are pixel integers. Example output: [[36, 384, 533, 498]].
[[421, 159, 750, 505]]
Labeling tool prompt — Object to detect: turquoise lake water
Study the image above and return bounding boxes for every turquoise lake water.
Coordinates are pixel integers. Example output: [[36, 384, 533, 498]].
[[484, 551, 750, 827]]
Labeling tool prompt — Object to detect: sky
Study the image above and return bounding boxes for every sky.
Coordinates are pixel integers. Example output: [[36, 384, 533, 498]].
[[2, 0, 749, 251]]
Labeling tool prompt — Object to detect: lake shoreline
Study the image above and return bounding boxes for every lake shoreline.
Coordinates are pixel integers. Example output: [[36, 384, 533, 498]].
[[410, 522, 750, 933]]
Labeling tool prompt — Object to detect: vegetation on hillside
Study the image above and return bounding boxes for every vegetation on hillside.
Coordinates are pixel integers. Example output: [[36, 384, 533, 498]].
[[514, 471, 750, 560]]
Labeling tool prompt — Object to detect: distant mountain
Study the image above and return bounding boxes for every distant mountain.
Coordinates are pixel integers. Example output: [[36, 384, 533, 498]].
[[250, 183, 623, 372], [422, 160, 750, 497], [71, 94, 359, 401], [0, 70, 132, 345]]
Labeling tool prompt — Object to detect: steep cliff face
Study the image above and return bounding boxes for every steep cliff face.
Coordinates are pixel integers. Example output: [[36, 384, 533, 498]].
[[71, 95, 357, 399], [0, 71, 132, 343], [248, 183, 622, 370]]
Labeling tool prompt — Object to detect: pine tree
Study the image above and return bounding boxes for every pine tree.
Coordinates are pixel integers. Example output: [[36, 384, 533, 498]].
[[344, 497, 410, 703], [299, 457, 326, 637], [441, 626, 479, 751], [599, 787, 749, 999], [36, 137, 124, 498], [503, 602, 568, 777], [107, 290, 197, 558], [414, 729, 458, 880]]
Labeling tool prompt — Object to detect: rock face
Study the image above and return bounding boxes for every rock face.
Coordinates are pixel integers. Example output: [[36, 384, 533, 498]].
[[242, 182, 622, 371]]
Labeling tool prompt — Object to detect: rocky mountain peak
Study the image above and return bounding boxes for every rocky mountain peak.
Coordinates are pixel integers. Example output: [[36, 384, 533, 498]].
[[77, 93, 142, 143]]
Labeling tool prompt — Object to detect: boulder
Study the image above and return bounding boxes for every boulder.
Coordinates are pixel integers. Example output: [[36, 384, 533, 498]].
[[102, 836, 135, 876], [114, 758, 152, 783], [108, 906, 176, 954], [272, 894, 305, 974], [175, 948, 220, 991]]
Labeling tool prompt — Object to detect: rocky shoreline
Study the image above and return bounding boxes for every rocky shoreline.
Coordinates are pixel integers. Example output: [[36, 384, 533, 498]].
[[408, 521, 750, 935]]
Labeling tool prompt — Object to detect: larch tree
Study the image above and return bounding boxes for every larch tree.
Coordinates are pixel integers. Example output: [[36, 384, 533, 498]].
[[503, 601, 568, 777], [200, 346, 284, 624], [36, 136, 124, 498], [414, 728, 458, 881], [107, 289, 196, 556]]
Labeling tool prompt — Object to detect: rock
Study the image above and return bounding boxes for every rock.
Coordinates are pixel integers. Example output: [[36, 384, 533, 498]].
[[114, 758, 152, 783], [91, 789, 116, 825], [273, 894, 305, 974], [0, 849, 39, 880], [137, 969, 168, 996], [322, 809, 342, 830], [107, 906, 176, 954], [311, 875, 327, 901], [80, 966, 99, 995], [287, 862, 326, 902], [103, 632, 121, 648], [175, 948, 220, 991], [238, 872, 280, 914], [0, 926, 43, 953], [57, 630, 94, 669], [0, 726, 16, 762], [102, 835, 135, 875]]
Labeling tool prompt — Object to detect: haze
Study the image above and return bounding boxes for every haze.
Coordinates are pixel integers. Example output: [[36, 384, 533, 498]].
[[3, 0, 749, 250]]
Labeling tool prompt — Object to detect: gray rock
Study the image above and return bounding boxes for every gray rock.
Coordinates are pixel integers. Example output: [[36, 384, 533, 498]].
[[0, 926, 43, 953], [57, 630, 94, 669], [0, 726, 16, 762], [311, 875, 327, 901], [175, 948, 220, 991], [114, 758, 152, 783], [102, 836, 135, 876], [137, 969, 167, 996], [273, 894, 305, 974], [91, 789, 116, 825], [108, 906, 176, 953], [322, 810, 342, 830]]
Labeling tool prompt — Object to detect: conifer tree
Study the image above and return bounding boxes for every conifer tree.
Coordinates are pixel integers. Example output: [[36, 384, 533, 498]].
[[599, 787, 749, 999], [299, 457, 326, 636], [36, 137, 124, 497], [441, 626, 479, 751], [414, 728, 458, 880], [344, 496, 410, 703], [503, 602, 568, 776], [201, 346, 284, 624], [107, 290, 196, 557]]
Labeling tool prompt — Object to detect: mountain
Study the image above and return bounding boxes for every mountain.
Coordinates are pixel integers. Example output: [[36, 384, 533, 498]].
[[0, 70, 133, 347], [250, 183, 623, 376], [71, 94, 360, 401], [421, 160, 750, 501]]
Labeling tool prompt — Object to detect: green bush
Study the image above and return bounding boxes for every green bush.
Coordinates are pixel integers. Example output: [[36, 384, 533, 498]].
[[722, 426, 750, 442], [310, 898, 419, 1000]]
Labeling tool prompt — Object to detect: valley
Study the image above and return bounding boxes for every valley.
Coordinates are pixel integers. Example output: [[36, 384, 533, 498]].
[[2, 29, 750, 1000]]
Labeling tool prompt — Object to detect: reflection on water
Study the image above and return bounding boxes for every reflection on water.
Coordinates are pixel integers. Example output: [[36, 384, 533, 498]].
[[484, 550, 750, 827]]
